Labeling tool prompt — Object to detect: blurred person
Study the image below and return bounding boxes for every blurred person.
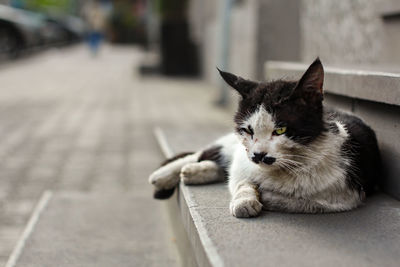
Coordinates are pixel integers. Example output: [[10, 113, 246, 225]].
[[83, 1, 107, 56]]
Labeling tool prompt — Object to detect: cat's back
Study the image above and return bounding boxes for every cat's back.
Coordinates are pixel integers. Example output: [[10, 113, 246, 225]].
[[325, 108, 382, 195]]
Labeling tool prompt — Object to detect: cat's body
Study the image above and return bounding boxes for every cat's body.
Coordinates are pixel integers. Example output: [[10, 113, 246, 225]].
[[149, 59, 381, 218]]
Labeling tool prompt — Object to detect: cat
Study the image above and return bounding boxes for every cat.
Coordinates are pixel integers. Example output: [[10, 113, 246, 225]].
[[148, 58, 382, 218]]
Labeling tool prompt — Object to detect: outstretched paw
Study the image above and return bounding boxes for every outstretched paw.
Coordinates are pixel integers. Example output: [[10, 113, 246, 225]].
[[230, 198, 263, 218], [180, 161, 220, 185], [148, 166, 180, 190]]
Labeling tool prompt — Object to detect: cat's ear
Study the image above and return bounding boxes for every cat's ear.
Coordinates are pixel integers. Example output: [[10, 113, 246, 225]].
[[290, 58, 324, 102], [217, 68, 258, 98]]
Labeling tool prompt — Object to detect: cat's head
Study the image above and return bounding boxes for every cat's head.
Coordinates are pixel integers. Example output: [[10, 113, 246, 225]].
[[218, 58, 325, 169]]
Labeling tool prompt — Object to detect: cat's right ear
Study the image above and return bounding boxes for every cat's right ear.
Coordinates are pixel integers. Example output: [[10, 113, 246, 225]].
[[217, 68, 258, 98]]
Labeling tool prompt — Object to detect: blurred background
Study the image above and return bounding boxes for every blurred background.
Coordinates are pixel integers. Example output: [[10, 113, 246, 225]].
[[2, 0, 400, 80], [0, 0, 399, 266]]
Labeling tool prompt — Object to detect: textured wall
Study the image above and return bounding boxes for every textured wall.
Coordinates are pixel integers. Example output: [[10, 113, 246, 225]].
[[229, 0, 258, 80], [188, 0, 258, 84], [256, 0, 301, 79], [300, 0, 391, 65], [190, 0, 400, 81]]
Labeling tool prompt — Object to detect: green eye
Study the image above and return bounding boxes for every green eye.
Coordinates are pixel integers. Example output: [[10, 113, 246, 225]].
[[274, 127, 287, 135]]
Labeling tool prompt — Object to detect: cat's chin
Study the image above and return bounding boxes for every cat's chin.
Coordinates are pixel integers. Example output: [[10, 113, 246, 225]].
[[251, 161, 278, 170]]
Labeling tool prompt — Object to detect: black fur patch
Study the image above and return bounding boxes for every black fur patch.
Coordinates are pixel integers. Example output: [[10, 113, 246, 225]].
[[199, 145, 228, 179], [233, 79, 325, 144], [161, 152, 194, 166], [199, 146, 222, 163], [329, 109, 382, 196], [217, 68, 259, 98], [154, 188, 175, 199]]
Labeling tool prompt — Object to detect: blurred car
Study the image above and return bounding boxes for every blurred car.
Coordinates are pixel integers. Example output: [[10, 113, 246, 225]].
[[41, 15, 85, 46], [0, 4, 42, 58], [61, 15, 86, 43], [0, 5, 85, 59]]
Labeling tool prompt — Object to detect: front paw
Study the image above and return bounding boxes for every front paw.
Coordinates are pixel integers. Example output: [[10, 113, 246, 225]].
[[230, 198, 263, 218]]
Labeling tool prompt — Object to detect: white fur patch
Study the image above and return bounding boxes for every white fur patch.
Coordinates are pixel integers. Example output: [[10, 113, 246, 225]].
[[215, 133, 239, 164], [237, 105, 288, 164], [335, 121, 349, 138], [149, 152, 200, 189], [244, 106, 275, 134], [230, 197, 262, 218], [229, 181, 262, 218], [180, 160, 221, 185]]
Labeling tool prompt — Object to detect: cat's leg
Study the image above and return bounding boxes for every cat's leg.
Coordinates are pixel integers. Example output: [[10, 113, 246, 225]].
[[229, 180, 263, 218], [149, 152, 201, 191], [227, 145, 263, 218], [261, 189, 362, 213], [149, 133, 237, 199], [261, 191, 326, 213], [180, 133, 238, 185], [180, 160, 223, 185]]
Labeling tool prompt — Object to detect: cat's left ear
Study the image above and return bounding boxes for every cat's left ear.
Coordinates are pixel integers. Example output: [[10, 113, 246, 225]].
[[217, 68, 258, 98], [290, 58, 324, 102]]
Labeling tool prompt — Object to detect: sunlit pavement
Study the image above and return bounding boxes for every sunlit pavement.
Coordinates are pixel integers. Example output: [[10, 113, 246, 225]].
[[0, 45, 232, 265]]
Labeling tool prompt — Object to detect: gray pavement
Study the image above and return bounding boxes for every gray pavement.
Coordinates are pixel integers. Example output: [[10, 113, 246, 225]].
[[0, 45, 232, 266], [17, 193, 178, 267]]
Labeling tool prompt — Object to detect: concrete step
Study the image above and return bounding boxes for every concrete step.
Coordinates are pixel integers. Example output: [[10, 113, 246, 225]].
[[157, 127, 400, 267], [265, 61, 400, 106], [8, 191, 179, 267]]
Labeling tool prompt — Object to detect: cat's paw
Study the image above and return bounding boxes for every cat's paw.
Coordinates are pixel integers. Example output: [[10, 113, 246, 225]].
[[180, 161, 220, 185], [148, 166, 180, 190], [230, 198, 263, 218]]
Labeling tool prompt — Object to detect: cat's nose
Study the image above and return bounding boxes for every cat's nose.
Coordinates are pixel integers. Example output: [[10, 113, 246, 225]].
[[252, 152, 276, 165], [252, 152, 266, 164]]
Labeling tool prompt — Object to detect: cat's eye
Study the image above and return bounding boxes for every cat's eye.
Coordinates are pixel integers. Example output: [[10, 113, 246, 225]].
[[273, 127, 287, 135], [240, 125, 254, 136]]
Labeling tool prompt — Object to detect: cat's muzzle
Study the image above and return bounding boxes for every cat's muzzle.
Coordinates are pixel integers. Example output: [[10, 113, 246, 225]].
[[251, 152, 276, 165]]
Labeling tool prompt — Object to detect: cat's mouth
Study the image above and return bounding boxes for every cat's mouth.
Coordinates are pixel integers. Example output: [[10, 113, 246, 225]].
[[251, 153, 276, 165]]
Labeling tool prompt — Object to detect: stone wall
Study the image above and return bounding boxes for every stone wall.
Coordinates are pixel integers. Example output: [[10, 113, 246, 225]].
[[300, 0, 400, 66], [189, 0, 302, 82], [256, 0, 301, 79], [189, 0, 400, 82], [188, 0, 258, 85]]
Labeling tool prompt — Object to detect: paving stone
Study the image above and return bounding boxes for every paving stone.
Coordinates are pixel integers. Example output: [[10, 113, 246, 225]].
[[0, 45, 233, 266], [17, 193, 179, 267]]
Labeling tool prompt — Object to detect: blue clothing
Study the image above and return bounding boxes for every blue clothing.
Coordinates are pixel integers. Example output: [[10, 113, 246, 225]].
[[87, 31, 103, 55]]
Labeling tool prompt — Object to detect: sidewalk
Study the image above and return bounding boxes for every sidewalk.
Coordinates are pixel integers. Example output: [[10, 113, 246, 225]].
[[0, 45, 232, 266]]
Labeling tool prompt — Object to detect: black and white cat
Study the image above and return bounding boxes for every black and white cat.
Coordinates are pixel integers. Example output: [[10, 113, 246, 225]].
[[149, 59, 382, 218]]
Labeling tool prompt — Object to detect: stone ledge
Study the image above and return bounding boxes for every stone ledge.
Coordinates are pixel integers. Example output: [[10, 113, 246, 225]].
[[265, 61, 400, 106], [157, 127, 400, 267]]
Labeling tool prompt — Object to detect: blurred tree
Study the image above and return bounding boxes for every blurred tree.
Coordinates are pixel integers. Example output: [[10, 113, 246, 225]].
[[156, 0, 199, 76], [109, 0, 146, 44], [157, 0, 187, 20], [10, 0, 79, 15]]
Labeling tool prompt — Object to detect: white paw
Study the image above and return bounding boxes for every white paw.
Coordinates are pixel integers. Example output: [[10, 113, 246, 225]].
[[148, 166, 180, 190], [230, 198, 263, 218], [180, 161, 219, 185]]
